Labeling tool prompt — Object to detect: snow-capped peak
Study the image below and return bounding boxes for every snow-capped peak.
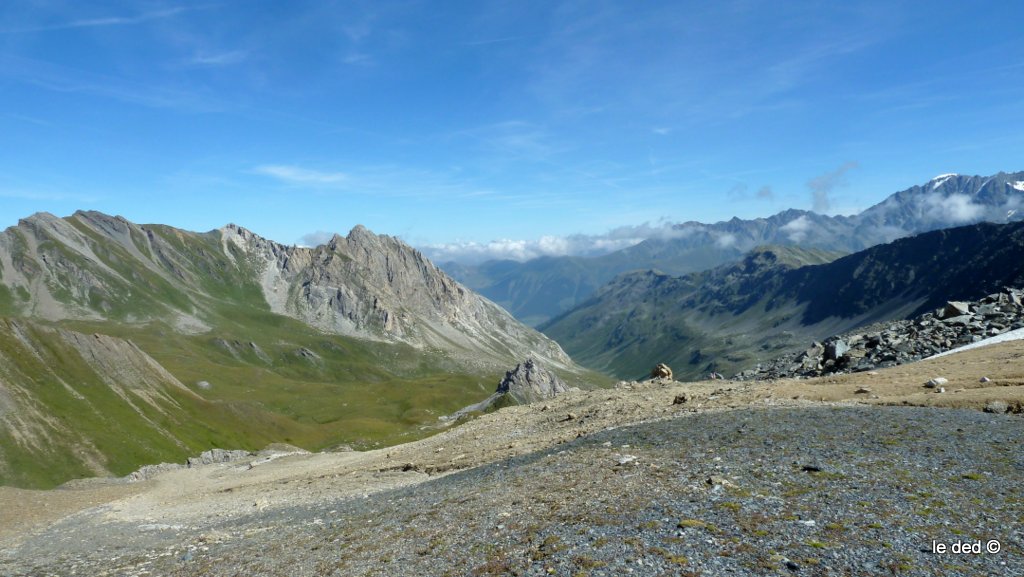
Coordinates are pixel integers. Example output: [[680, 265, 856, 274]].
[[930, 173, 958, 189], [1011, 181, 1024, 192]]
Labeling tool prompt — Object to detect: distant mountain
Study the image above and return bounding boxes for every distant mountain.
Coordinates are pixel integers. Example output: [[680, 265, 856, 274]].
[[539, 221, 1024, 381], [0, 211, 593, 488], [445, 171, 1024, 325]]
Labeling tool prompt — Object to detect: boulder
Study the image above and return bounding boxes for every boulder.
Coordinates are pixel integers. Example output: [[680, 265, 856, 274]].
[[940, 301, 971, 319], [824, 339, 849, 361], [984, 400, 1009, 414]]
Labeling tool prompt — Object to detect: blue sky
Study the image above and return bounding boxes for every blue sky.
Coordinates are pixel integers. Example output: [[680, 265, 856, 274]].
[[2, 1, 1023, 263]]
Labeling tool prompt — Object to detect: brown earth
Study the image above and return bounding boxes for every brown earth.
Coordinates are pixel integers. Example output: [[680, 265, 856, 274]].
[[2, 340, 1022, 549]]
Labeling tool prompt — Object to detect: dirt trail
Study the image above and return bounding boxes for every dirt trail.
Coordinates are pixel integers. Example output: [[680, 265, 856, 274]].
[[2, 340, 1021, 547]]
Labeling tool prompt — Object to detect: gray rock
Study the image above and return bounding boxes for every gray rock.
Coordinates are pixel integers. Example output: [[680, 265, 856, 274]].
[[824, 339, 849, 361], [924, 377, 948, 389], [187, 448, 254, 468], [941, 301, 971, 319], [497, 358, 569, 404], [984, 400, 1009, 414], [942, 315, 973, 326], [734, 287, 1024, 381]]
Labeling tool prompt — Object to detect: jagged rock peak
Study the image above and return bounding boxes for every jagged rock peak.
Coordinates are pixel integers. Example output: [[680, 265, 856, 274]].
[[348, 224, 371, 238], [497, 358, 568, 404]]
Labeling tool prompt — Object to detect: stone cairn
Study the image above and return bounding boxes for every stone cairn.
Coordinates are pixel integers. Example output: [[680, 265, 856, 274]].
[[649, 363, 673, 380]]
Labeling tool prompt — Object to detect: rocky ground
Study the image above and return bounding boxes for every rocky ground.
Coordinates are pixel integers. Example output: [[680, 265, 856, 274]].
[[736, 287, 1024, 380], [2, 340, 1023, 576]]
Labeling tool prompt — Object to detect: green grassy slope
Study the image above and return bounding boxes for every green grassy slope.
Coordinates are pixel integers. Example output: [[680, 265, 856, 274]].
[[0, 212, 608, 489], [0, 313, 510, 488]]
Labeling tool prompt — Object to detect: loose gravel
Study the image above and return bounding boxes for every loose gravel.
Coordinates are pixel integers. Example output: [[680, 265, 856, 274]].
[[3, 406, 1021, 577]]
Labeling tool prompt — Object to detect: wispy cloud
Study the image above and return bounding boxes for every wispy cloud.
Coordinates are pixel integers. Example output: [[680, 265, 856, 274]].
[[3, 7, 192, 34], [343, 53, 374, 66], [251, 162, 508, 202], [0, 53, 224, 111], [463, 36, 520, 47], [188, 50, 248, 67], [297, 230, 337, 247], [0, 188, 98, 202], [453, 120, 560, 159], [807, 162, 859, 213], [725, 182, 775, 202], [254, 165, 348, 185]]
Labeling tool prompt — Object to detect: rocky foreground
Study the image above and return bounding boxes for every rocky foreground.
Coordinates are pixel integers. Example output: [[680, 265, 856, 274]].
[[2, 341, 1023, 576]]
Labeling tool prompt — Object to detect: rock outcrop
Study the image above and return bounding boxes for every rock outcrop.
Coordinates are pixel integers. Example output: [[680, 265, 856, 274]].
[[735, 287, 1024, 380], [446, 358, 570, 419], [496, 358, 569, 404]]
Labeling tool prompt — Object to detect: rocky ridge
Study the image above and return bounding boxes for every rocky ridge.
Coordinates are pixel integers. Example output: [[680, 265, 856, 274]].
[[220, 223, 572, 370], [736, 287, 1024, 380], [445, 171, 1024, 325], [0, 210, 572, 371], [543, 220, 1024, 381]]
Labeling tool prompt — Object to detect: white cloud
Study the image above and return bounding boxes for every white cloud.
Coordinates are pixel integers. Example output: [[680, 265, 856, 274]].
[[923, 193, 984, 224], [714, 233, 737, 248], [254, 165, 348, 185], [807, 162, 858, 213], [417, 220, 695, 264], [780, 215, 811, 242]]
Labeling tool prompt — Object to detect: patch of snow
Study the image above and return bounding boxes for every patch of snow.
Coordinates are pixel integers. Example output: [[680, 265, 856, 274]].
[[930, 173, 957, 190], [1011, 181, 1024, 192], [926, 327, 1024, 360]]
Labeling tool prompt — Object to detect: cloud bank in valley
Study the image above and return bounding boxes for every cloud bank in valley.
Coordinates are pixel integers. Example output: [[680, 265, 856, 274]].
[[780, 214, 812, 242], [416, 221, 696, 264]]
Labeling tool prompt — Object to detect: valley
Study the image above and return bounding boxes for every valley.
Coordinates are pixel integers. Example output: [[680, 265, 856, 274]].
[[541, 221, 1024, 381], [0, 212, 599, 489], [2, 338, 1021, 575]]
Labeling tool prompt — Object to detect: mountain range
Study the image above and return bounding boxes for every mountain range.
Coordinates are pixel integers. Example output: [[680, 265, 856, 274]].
[[445, 171, 1024, 326], [540, 220, 1024, 381], [0, 211, 594, 488]]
